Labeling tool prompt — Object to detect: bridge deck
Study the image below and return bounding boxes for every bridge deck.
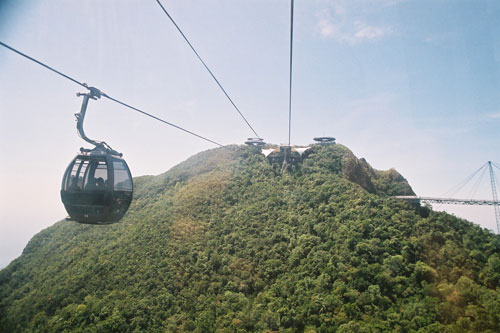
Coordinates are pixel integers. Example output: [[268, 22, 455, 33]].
[[394, 196, 499, 206]]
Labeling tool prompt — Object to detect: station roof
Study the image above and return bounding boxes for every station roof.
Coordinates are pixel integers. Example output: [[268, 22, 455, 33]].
[[313, 137, 336, 143], [261, 146, 311, 157]]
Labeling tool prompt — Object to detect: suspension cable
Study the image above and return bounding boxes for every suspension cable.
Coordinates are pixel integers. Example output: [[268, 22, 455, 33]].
[[288, 0, 295, 146], [467, 164, 488, 199], [0, 41, 87, 89], [493, 163, 500, 193], [0, 41, 225, 147], [441, 162, 489, 198], [101, 94, 224, 146], [154, 0, 261, 139]]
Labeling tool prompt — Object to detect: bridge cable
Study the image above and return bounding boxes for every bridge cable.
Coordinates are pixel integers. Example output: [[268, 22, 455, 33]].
[[490, 162, 500, 190], [493, 163, 500, 194], [433, 162, 488, 211], [441, 162, 488, 199], [467, 165, 488, 200], [0, 41, 225, 147], [288, 0, 294, 146], [154, 0, 261, 139]]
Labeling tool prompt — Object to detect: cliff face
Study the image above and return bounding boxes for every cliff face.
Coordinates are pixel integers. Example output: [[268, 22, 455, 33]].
[[1, 144, 499, 332], [338, 149, 415, 196]]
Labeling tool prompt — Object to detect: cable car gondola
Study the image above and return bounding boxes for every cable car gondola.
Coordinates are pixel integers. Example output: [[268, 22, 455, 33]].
[[60, 87, 133, 224]]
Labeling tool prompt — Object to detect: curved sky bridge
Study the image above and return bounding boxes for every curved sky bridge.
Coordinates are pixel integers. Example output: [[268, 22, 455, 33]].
[[394, 196, 498, 206], [395, 161, 500, 234]]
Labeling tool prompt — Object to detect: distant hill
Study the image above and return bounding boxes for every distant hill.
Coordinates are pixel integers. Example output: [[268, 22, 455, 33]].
[[1, 144, 499, 332]]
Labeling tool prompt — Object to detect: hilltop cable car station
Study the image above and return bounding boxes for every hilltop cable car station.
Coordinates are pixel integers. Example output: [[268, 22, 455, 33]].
[[244, 137, 336, 169]]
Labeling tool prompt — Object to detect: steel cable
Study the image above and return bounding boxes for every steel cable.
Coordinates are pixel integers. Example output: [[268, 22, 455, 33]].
[[154, 0, 261, 139], [288, 0, 294, 146], [0, 41, 225, 147]]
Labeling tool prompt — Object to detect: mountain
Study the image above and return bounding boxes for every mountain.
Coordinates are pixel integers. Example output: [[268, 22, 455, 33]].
[[1, 144, 499, 332]]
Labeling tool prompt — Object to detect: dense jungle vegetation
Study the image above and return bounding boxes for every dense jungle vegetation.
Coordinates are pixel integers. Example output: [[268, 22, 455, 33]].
[[1, 144, 499, 332]]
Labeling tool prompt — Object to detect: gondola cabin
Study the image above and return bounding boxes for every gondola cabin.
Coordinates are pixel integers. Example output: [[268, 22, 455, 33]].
[[61, 148, 133, 224]]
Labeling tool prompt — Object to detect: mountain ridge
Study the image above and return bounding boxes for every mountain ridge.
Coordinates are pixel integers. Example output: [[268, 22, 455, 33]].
[[1, 144, 499, 332]]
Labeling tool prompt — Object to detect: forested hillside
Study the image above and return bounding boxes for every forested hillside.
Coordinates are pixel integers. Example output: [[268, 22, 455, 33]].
[[1, 144, 499, 332]]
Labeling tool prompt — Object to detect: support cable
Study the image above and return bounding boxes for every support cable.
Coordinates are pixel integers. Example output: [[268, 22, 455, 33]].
[[0, 41, 225, 147], [154, 0, 261, 139], [441, 162, 488, 198], [494, 163, 500, 189], [0, 41, 87, 89], [489, 162, 500, 201], [490, 163, 500, 191], [101, 94, 224, 147], [467, 165, 488, 199], [288, 0, 294, 146]]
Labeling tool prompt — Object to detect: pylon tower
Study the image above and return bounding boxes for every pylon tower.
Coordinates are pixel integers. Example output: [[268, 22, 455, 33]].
[[488, 161, 500, 234]]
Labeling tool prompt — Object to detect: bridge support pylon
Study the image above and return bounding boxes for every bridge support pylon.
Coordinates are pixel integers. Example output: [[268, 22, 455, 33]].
[[488, 161, 500, 234]]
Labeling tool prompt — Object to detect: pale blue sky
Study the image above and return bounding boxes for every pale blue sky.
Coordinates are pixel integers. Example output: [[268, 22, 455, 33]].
[[1, 0, 499, 267]]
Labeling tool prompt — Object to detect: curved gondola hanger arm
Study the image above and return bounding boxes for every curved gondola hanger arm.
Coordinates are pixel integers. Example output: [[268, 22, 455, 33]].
[[75, 84, 122, 156]]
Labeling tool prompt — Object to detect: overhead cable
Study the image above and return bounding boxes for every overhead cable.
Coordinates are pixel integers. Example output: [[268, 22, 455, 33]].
[[0, 41, 87, 89], [492, 162, 500, 193], [154, 0, 261, 139], [101, 94, 224, 147], [467, 164, 488, 199], [0, 41, 225, 147], [441, 162, 488, 198], [288, 0, 294, 146]]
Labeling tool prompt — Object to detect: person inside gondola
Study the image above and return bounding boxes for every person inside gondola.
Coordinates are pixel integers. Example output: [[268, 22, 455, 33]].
[[69, 177, 80, 191], [85, 178, 97, 191], [95, 177, 105, 190]]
